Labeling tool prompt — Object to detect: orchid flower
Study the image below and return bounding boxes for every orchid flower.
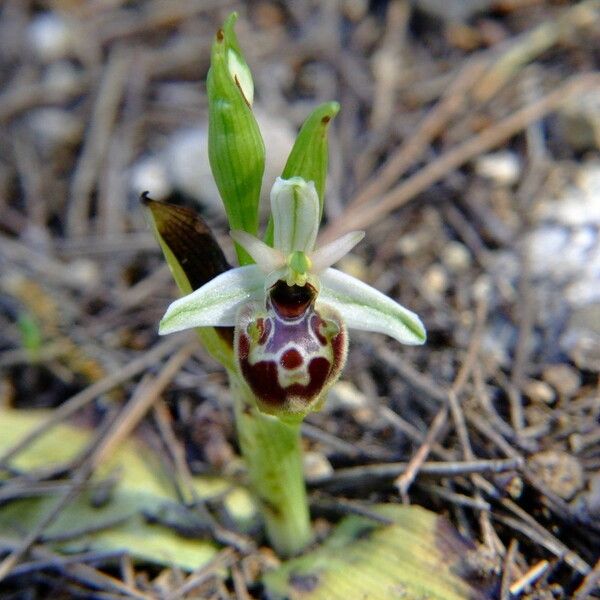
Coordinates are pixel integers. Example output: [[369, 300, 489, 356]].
[[159, 177, 426, 418]]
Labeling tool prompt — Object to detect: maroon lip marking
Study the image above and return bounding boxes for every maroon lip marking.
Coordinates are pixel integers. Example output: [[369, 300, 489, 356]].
[[308, 356, 331, 386], [238, 331, 250, 358], [281, 348, 303, 370], [311, 314, 327, 346]]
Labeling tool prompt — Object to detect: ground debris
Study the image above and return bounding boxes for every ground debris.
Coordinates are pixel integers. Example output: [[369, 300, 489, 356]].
[[1, 1, 599, 598]]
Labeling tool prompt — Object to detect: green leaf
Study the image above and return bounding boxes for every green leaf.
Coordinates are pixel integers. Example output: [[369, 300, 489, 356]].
[[264, 102, 340, 246], [142, 196, 235, 371], [0, 408, 257, 570], [263, 504, 488, 600], [208, 12, 265, 265]]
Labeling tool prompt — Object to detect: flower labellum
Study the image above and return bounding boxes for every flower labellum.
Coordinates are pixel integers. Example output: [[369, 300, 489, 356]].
[[159, 177, 426, 419], [236, 280, 347, 416]]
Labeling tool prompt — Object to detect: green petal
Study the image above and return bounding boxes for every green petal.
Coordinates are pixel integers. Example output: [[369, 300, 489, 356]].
[[230, 229, 283, 272], [311, 231, 365, 273], [318, 269, 426, 345], [159, 266, 265, 334]]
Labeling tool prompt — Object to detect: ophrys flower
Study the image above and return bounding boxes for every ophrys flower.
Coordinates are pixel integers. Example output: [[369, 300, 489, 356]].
[[159, 177, 425, 418]]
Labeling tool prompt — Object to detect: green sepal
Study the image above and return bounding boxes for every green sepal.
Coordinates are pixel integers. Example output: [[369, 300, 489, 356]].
[[142, 195, 235, 371], [207, 13, 265, 265], [264, 101, 340, 246]]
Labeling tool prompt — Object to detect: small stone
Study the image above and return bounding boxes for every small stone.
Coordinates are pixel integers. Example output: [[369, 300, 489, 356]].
[[565, 271, 600, 307], [479, 319, 514, 369], [303, 451, 333, 480], [326, 381, 369, 412], [535, 180, 600, 228], [441, 241, 471, 273], [472, 274, 493, 303], [576, 161, 600, 195], [27, 108, 82, 149], [566, 302, 600, 335], [529, 450, 584, 500], [422, 264, 448, 296], [395, 230, 432, 256], [561, 303, 600, 371], [494, 473, 523, 498], [474, 151, 521, 186], [525, 404, 551, 428], [68, 259, 100, 289], [223, 487, 257, 526], [446, 22, 482, 51], [564, 332, 600, 372], [542, 364, 581, 398], [28, 12, 74, 62], [503, 474, 523, 499], [164, 127, 221, 210], [523, 379, 556, 404], [570, 427, 600, 454], [557, 90, 600, 151], [525, 226, 570, 278]]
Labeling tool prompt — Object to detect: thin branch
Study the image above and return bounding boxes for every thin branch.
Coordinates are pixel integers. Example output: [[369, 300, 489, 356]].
[[0, 334, 188, 468], [321, 74, 600, 243], [0, 342, 194, 582]]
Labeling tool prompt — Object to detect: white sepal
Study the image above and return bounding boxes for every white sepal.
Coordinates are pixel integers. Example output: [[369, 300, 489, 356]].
[[271, 177, 319, 255], [230, 229, 283, 273], [159, 265, 264, 333], [318, 268, 426, 345], [311, 231, 365, 273]]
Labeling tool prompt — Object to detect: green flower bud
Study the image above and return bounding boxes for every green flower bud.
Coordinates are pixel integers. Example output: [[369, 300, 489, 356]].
[[207, 13, 264, 265]]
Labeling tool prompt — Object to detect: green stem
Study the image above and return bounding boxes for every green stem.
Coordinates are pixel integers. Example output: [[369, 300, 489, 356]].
[[229, 374, 312, 557]]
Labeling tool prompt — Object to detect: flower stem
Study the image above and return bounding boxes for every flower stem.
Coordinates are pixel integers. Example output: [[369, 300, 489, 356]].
[[229, 374, 312, 557]]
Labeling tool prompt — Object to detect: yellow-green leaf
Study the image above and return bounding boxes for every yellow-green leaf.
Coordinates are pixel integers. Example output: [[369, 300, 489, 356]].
[[0, 408, 256, 570], [263, 504, 488, 600]]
